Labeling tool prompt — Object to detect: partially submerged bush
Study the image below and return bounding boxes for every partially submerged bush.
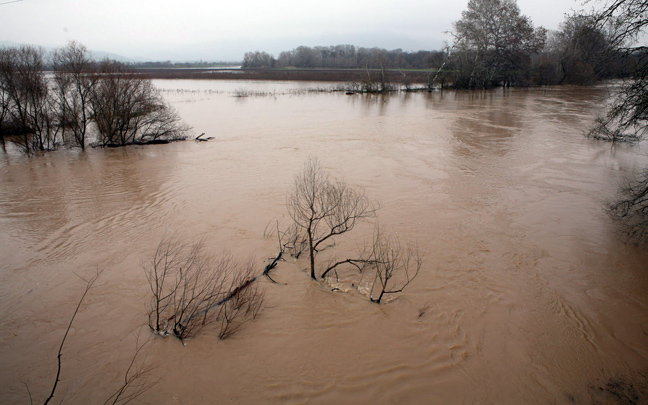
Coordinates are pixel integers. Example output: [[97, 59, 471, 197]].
[[144, 236, 264, 341]]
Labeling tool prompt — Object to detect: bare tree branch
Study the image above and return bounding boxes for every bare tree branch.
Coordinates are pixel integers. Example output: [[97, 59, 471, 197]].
[[102, 331, 157, 405], [44, 269, 101, 405]]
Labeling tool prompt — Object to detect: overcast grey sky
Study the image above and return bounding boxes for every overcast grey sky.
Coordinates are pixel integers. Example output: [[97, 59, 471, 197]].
[[0, 0, 586, 61]]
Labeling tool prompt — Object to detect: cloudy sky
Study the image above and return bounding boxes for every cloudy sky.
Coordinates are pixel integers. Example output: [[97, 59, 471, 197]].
[[0, 0, 588, 61]]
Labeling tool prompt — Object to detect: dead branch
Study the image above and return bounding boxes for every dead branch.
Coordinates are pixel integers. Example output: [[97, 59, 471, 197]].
[[102, 331, 157, 405], [263, 251, 282, 283], [44, 270, 101, 405]]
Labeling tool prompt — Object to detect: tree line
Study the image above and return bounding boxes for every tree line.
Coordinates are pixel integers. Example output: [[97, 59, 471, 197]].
[[242, 0, 635, 90], [0, 41, 189, 153], [243, 45, 447, 70]]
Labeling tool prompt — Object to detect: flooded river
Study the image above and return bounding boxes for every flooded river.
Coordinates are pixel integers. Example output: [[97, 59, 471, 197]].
[[1, 81, 647, 403]]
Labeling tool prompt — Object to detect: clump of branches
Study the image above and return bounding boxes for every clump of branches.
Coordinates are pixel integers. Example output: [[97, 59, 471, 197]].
[[588, 66, 648, 144], [285, 156, 377, 279], [144, 236, 264, 341], [608, 168, 648, 245], [586, 0, 648, 143]]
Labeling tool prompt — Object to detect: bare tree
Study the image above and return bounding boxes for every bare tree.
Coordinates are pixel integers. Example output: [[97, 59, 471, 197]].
[[450, 0, 546, 88], [91, 61, 188, 147], [286, 157, 377, 279], [0, 45, 59, 152], [145, 236, 264, 341], [52, 41, 99, 149], [586, 0, 648, 143], [585, 0, 648, 245]]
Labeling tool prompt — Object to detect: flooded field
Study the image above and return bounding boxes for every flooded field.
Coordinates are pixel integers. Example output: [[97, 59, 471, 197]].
[[1, 80, 648, 403]]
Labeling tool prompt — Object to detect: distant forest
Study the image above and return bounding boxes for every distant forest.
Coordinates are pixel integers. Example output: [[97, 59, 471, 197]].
[[242, 45, 446, 71], [131, 61, 241, 68]]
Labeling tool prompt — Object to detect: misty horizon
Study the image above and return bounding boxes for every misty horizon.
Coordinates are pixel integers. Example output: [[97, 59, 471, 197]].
[[0, 0, 582, 62]]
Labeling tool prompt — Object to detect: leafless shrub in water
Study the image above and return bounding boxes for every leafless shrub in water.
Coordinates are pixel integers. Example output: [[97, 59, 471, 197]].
[[608, 168, 648, 245], [145, 236, 264, 341], [367, 226, 422, 304], [286, 156, 377, 279]]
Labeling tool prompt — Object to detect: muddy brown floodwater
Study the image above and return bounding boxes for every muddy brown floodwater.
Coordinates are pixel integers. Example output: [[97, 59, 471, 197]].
[[1, 81, 648, 404]]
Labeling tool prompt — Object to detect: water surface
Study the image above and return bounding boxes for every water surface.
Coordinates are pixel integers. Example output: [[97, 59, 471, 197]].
[[1, 81, 647, 403]]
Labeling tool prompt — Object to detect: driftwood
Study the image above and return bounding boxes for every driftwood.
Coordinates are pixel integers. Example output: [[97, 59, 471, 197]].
[[195, 133, 214, 142], [263, 251, 282, 283]]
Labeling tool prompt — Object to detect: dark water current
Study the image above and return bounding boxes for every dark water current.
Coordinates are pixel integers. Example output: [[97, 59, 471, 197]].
[[1, 80, 647, 403]]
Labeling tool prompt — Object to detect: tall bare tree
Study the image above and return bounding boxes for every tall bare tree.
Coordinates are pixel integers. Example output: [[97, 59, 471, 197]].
[[451, 0, 546, 88], [91, 60, 188, 147], [587, 0, 648, 143], [0, 45, 58, 152], [286, 157, 376, 279], [52, 41, 99, 149]]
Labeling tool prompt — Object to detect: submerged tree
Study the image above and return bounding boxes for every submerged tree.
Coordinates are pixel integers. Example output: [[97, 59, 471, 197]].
[[0, 45, 59, 152], [52, 41, 99, 149], [1, 42, 190, 152], [450, 0, 546, 88], [320, 224, 423, 303], [608, 168, 648, 245], [587, 0, 648, 143], [586, 0, 648, 245], [367, 226, 422, 303], [286, 157, 377, 279], [91, 60, 189, 147]]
